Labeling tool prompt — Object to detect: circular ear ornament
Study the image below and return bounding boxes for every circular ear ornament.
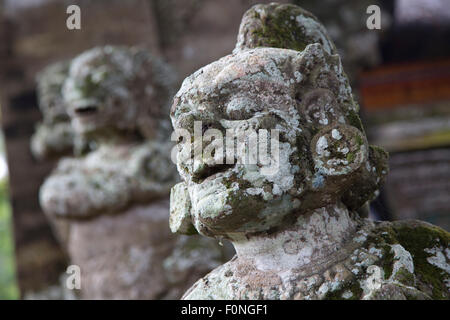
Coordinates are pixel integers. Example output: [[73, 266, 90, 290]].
[[311, 124, 368, 177]]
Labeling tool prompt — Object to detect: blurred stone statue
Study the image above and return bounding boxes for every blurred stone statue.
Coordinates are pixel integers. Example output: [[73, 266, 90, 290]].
[[40, 46, 231, 299], [169, 4, 449, 300], [31, 60, 81, 260], [31, 61, 78, 160]]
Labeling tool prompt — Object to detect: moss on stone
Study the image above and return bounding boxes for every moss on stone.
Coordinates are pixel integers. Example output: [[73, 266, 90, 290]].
[[245, 4, 323, 52], [391, 221, 450, 300], [346, 152, 355, 163], [324, 279, 363, 300], [251, 13, 308, 51], [347, 109, 364, 132], [364, 225, 397, 280], [394, 267, 416, 286], [355, 135, 363, 147], [381, 245, 395, 280], [78, 73, 100, 97]]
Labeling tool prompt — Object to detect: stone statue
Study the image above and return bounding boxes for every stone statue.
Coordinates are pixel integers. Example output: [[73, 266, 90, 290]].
[[40, 46, 231, 299], [31, 61, 78, 160], [31, 60, 83, 255], [235, 1, 391, 93], [169, 4, 450, 300]]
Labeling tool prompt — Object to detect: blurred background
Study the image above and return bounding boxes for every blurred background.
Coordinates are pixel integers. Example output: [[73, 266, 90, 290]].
[[0, 0, 449, 299]]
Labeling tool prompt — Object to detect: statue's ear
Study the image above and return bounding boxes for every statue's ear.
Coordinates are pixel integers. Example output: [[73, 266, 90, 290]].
[[310, 123, 389, 213], [169, 182, 197, 235], [311, 124, 369, 178], [310, 124, 369, 196]]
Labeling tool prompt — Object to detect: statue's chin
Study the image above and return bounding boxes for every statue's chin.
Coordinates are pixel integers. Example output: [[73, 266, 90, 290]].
[[72, 116, 114, 138], [193, 201, 271, 236]]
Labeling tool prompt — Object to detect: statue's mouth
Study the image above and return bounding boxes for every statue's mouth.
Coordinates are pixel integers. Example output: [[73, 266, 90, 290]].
[[74, 105, 98, 117], [192, 164, 234, 183]]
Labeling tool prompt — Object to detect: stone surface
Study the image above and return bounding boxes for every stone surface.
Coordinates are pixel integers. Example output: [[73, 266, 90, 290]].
[[234, 3, 336, 55], [39, 46, 232, 299], [1, 0, 283, 296], [184, 216, 450, 300], [170, 3, 450, 300]]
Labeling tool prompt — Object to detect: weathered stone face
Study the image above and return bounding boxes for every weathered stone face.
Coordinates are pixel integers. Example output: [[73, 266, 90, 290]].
[[31, 61, 77, 159], [36, 61, 71, 123], [63, 46, 176, 140], [171, 44, 387, 238], [41, 46, 180, 219]]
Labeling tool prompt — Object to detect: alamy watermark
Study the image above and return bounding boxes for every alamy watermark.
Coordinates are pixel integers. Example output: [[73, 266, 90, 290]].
[[171, 121, 281, 176], [66, 5, 81, 30], [367, 5, 381, 30], [65, 4, 381, 31], [66, 264, 81, 290]]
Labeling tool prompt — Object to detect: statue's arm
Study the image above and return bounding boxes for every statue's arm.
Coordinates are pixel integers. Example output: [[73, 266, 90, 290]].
[[40, 161, 131, 218]]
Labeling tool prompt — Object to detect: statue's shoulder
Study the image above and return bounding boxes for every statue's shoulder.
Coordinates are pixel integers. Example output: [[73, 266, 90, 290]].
[[367, 219, 450, 299], [387, 219, 450, 246]]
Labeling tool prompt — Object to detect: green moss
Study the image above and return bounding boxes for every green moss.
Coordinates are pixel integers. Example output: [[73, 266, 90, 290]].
[[394, 267, 416, 286], [223, 179, 233, 189], [363, 225, 398, 280], [183, 223, 199, 236], [78, 73, 100, 97], [248, 5, 317, 52], [324, 279, 363, 300], [370, 144, 387, 155], [0, 179, 19, 299], [355, 135, 363, 147], [346, 152, 355, 163], [347, 109, 364, 132], [369, 145, 389, 176], [381, 245, 395, 280], [392, 221, 450, 300], [404, 292, 420, 300], [222, 174, 252, 190]]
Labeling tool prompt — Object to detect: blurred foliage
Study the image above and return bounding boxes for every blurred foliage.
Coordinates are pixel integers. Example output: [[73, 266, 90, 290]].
[[0, 173, 18, 299], [0, 178, 19, 299]]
